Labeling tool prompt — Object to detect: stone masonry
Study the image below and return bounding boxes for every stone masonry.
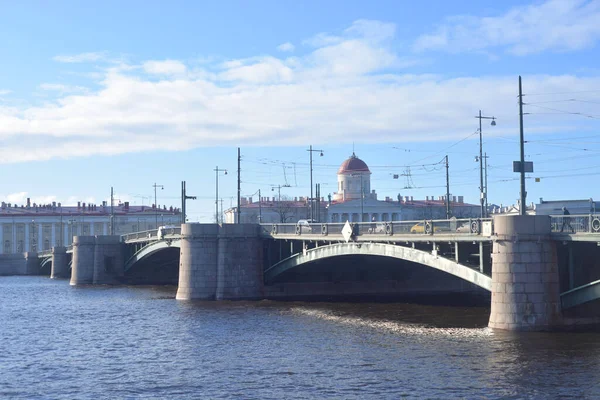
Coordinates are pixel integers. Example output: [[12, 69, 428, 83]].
[[176, 223, 264, 300], [489, 215, 562, 331]]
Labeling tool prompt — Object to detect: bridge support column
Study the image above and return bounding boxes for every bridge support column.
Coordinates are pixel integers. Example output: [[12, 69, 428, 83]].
[[176, 224, 219, 300], [50, 246, 68, 279], [70, 236, 95, 285], [489, 215, 562, 331], [25, 252, 39, 275], [93, 236, 124, 284], [216, 224, 264, 300]]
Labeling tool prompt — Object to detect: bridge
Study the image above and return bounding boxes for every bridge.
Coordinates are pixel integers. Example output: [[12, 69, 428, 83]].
[[37, 214, 600, 331]]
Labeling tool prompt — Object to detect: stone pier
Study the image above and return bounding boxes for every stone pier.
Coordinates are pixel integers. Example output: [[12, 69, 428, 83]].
[[176, 223, 263, 300], [25, 252, 39, 275], [93, 236, 124, 284], [489, 215, 562, 331], [71, 236, 124, 285], [70, 236, 95, 285], [50, 247, 69, 279]]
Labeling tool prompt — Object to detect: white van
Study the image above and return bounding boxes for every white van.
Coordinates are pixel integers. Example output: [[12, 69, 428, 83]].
[[157, 225, 178, 240], [296, 219, 315, 232]]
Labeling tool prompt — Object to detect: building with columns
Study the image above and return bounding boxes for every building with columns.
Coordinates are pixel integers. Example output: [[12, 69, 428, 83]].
[[327, 153, 402, 222], [0, 199, 181, 254]]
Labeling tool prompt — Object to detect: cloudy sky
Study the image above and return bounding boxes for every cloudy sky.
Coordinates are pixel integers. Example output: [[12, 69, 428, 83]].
[[1, 0, 599, 220]]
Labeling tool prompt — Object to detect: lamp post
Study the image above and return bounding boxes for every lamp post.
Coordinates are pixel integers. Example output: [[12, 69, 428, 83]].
[[153, 183, 164, 228], [307, 145, 324, 221], [475, 110, 496, 218], [214, 167, 228, 224]]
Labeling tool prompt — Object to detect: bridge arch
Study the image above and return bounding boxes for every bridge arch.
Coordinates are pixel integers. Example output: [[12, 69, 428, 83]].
[[124, 239, 181, 272], [265, 242, 491, 290]]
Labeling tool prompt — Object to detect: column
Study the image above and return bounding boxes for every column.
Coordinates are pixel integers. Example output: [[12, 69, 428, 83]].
[[38, 225, 43, 250], [488, 215, 562, 331], [70, 236, 96, 285], [216, 224, 264, 300], [12, 223, 16, 253], [25, 224, 30, 252], [63, 225, 69, 248], [176, 224, 219, 300], [51, 223, 56, 248], [50, 246, 68, 279], [103, 222, 108, 235], [90, 222, 95, 236], [93, 236, 124, 284]]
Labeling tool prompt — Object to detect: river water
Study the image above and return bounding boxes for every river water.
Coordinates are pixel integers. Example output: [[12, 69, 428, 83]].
[[1, 277, 600, 399]]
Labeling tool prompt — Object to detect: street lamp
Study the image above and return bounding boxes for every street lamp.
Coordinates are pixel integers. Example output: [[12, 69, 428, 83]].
[[153, 183, 164, 228], [307, 145, 324, 220], [475, 110, 496, 218], [214, 166, 228, 224]]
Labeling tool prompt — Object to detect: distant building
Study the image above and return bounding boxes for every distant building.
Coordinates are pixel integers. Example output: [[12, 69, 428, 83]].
[[224, 196, 327, 224], [536, 198, 597, 215], [0, 198, 181, 254], [327, 153, 478, 222], [225, 152, 478, 224]]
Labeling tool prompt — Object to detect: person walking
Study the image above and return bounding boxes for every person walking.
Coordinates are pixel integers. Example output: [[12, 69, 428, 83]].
[[560, 207, 574, 233]]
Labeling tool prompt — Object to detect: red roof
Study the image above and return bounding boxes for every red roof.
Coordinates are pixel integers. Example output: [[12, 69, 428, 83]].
[[338, 153, 370, 174]]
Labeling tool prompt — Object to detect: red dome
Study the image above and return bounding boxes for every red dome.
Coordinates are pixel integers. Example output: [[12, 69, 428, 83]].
[[338, 153, 370, 174]]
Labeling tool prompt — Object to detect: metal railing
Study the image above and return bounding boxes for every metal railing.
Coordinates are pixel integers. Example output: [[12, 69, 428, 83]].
[[121, 229, 159, 242], [264, 218, 493, 238], [550, 214, 600, 234], [120, 226, 182, 243]]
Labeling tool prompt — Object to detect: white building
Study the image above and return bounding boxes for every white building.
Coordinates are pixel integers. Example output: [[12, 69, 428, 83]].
[[328, 153, 402, 222], [0, 199, 181, 254]]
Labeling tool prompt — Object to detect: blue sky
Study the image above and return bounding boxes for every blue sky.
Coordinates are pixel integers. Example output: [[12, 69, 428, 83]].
[[1, 0, 600, 221]]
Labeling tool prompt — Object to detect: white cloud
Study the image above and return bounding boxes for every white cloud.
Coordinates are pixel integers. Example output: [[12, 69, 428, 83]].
[[0, 89, 11, 96], [277, 42, 295, 52], [0, 20, 598, 164], [39, 83, 88, 94], [53, 52, 106, 63], [142, 60, 187, 75], [414, 0, 600, 55]]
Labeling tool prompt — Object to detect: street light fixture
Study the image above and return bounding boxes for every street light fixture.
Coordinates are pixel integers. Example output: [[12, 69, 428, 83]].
[[475, 110, 497, 218], [307, 145, 324, 220], [214, 166, 228, 224], [153, 183, 164, 228]]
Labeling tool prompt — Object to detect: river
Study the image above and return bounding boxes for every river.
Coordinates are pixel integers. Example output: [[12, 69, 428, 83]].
[[1, 276, 599, 399]]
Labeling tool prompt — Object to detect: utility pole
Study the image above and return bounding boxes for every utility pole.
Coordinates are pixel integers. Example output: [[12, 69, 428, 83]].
[[110, 187, 114, 235], [475, 110, 496, 218], [214, 167, 227, 224], [153, 183, 164, 228], [181, 181, 196, 224], [220, 199, 224, 224], [316, 183, 321, 222], [445, 155, 451, 219], [258, 189, 262, 223], [307, 145, 324, 221], [484, 153, 489, 215], [518, 75, 526, 216], [237, 147, 241, 224]]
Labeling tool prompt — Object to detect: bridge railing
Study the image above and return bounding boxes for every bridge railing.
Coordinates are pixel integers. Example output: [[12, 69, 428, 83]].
[[264, 218, 492, 238], [121, 229, 159, 242], [550, 214, 600, 234]]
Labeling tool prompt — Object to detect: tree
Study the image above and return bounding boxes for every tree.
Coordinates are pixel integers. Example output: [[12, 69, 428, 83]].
[[276, 195, 297, 223]]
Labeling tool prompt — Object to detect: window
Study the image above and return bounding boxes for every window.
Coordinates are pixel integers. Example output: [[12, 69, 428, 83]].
[[4, 240, 10, 253]]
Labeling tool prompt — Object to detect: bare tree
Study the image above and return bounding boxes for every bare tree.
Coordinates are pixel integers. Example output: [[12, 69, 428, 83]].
[[276, 195, 296, 223]]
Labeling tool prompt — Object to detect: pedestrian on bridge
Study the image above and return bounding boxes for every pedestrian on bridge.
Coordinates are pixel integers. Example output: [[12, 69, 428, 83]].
[[560, 207, 574, 233]]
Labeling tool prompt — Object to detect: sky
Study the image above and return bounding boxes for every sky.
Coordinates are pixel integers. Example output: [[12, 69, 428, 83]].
[[1, 0, 600, 221]]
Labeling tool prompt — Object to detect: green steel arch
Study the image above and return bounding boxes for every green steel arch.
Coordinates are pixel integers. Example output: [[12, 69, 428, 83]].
[[124, 239, 181, 272], [265, 242, 491, 290]]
